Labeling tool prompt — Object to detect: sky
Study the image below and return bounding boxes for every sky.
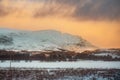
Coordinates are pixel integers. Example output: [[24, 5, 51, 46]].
[[0, 0, 120, 48]]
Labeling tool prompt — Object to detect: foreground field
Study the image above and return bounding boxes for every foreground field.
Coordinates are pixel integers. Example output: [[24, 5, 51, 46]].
[[0, 68, 120, 80], [0, 60, 120, 80], [0, 48, 120, 79]]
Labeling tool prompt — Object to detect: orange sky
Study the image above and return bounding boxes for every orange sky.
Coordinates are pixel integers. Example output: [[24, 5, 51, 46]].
[[0, 0, 120, 48]]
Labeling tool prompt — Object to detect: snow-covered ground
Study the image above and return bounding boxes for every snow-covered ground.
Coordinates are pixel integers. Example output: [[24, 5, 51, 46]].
[[0, 60, 120, 69]]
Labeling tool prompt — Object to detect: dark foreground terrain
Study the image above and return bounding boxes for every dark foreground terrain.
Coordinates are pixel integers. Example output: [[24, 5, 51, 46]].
[[0, 68, 120, 80], [0, 48, 120, 61]]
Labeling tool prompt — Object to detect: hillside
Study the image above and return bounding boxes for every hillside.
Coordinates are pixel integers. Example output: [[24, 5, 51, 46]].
[[0, 28, 95, 51]]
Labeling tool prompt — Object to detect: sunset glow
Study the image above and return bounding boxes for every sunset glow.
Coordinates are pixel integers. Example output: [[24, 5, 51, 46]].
[[0, 0, 120, 48]]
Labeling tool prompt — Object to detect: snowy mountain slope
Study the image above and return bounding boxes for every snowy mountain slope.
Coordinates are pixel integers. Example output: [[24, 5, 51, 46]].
[[0, 28, 95, 51]]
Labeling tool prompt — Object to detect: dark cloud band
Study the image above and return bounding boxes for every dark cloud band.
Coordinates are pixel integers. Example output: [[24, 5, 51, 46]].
[[50, 0, 120, 21], [0, 0, 120, 21]]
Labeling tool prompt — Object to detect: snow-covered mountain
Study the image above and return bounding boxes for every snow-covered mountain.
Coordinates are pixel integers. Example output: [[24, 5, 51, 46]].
[[0, 28, 95, 51]]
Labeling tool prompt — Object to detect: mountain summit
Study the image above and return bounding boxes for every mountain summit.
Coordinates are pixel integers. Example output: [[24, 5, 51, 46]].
[[0, 28, 95, 51]]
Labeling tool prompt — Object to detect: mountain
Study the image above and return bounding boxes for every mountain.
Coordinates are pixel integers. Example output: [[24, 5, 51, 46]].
[[0, 28, 96, 52]]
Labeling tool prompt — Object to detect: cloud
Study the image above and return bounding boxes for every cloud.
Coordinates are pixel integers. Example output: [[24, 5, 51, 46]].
[[0, 3, 9, 16], [0, 0, 120, 21], [72, 0, 120, 21], [48, 0, 120, 21]]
